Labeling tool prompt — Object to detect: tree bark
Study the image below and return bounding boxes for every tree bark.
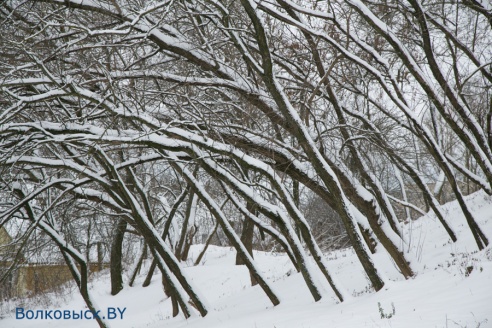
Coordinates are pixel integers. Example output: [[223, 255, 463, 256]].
[[236, 202, 258, 286], [110, 218, 127, 295]]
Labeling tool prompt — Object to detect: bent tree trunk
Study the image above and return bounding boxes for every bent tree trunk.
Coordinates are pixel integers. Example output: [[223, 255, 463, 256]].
[[144, 187, 190, 286], [173, 160, 281, 306], [240, 0, 385, 291]]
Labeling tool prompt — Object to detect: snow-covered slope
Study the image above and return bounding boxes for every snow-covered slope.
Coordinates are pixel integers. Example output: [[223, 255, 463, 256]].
[[2, 191, 491, 328]]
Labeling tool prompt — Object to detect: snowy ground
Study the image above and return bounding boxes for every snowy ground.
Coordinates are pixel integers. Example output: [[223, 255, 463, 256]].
[[1, 191, 491, 328]]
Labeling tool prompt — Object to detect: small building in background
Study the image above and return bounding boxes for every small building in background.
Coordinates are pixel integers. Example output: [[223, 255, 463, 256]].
[[0, 226, 106, 300]]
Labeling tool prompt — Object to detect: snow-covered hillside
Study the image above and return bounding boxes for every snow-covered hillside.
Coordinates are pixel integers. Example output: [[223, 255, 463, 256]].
[[2, 191, 491, 328]]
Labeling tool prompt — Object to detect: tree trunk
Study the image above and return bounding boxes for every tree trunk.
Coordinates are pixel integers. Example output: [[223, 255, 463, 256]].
[[236, 202, 258, 286], [173, 161, 281, 306], [97, 242, 103, 272], [195, 221, 219, 266], [176, 191, 197, 260], [181, 225, 197, 262], [129, 243, 147, 287], [142, 260, 157, 288], [110, 218, 127, 295]]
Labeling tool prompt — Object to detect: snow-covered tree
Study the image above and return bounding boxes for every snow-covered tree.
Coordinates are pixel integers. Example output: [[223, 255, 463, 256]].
[[1, 0, 490, 323]]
